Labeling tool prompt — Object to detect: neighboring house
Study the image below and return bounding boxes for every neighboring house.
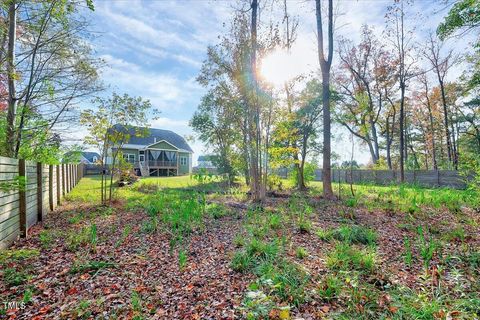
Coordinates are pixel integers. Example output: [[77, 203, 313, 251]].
[[80, 152, 101, 164], [64, 151, 100, 164], [106, 124, 193, 177], [197, 155, 217, 169]]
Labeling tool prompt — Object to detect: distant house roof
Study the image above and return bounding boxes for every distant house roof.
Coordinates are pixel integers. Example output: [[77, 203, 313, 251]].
[[198, 155, 216, 162], [82, 152, 100, 163], [110, 124, 193, 153]]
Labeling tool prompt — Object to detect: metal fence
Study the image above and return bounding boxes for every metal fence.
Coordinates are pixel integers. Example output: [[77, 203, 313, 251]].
[[277, 168, 469, 189]]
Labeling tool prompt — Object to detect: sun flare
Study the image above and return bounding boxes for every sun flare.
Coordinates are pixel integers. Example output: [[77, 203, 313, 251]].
[[260, 49, 300, 88]]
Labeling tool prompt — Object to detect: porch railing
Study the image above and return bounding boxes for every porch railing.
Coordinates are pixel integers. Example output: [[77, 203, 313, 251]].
[[146, 160, 177, 168]]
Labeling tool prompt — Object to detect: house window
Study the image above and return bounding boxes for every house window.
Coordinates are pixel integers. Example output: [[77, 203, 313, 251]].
[[180, 156, 187, 166], [122, 153, 135, 164]]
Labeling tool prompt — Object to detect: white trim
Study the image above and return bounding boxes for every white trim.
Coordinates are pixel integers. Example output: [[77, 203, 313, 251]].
[[146, 139, 179, 150], [119, 143, 193, 153]]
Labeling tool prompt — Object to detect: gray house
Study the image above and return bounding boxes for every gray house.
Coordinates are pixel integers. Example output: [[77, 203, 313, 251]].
[[107, 124, 193, 177]]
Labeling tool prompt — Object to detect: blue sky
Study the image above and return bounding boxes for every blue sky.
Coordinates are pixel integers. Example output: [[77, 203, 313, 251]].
[[75, 0, 471, 166]]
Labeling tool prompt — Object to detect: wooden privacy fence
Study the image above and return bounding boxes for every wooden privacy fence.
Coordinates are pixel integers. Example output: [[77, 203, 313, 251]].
[[277, 168, 469, 189], [0, 156, 84, 249]]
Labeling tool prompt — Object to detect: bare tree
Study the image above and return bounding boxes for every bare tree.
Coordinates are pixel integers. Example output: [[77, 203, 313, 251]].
[[423, 33, 458, 169]]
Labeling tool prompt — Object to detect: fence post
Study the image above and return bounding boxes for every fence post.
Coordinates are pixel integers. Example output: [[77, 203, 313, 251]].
[[49, 165, 54, 211], [437, 170, 440, 187], [61, 164, 65, 196], [18, 159, 27, 238], [413, 170, 416, 184], [37, 162, 44, 222], [56, 165, 61, 205]]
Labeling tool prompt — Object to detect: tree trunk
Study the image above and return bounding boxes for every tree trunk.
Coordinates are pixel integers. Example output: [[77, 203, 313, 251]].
[[399, 82, 405, 182], [315, 0, 334, 199], [438, 78, 453, 166], [6, 1, 17, 158]]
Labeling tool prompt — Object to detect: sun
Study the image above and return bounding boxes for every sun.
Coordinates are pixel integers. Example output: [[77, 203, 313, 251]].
[[260, 49, 299, 88]]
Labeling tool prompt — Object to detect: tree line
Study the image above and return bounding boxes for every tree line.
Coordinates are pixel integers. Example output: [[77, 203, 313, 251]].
[[191, 0, 480, 200]]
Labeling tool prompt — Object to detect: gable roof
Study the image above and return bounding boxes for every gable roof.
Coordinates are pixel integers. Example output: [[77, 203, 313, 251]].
[[110, 124, 193, 153], [82, 152, 101, 163]]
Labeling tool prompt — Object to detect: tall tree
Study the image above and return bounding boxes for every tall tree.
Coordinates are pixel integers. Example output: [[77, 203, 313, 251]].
[[386, 0, 417, 182], [2, 0, 101, 159], [315, 0, 334, 199], [423, 34, 458, 168]]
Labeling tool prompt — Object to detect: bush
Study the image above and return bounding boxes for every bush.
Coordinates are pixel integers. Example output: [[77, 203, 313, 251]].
[[331, 225, 377, 246], [318, 275, 342, 301]]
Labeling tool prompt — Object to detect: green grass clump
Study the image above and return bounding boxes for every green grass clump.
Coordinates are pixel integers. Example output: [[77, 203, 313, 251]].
[[3, 267, 31, 287], [295, 247, 308, 259], [70, 260, 116, 275], [318, 275, 343, 301], [207, 203, 229, 219], [331, 225, 377, 246], [38, 230, 56, 248], [0, 249, 39, 264], [178, 250, 188, 270], [326, 243, 375, 272]]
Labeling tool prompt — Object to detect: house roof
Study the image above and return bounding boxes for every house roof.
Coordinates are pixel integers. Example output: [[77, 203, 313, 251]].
[[110, 124, 193, 153], [82, 152, 100, 163], [198, 155, 216, 161]]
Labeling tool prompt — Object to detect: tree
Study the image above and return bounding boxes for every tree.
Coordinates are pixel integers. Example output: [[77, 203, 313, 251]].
[[423, 34, 459, 168], [81, 93, 155, 204], [294, 79, 323, 190], [2, 0, 102, 160], [335, 26, 396, 165], [315, 0, 335, 199], [386, 0, 417, 182], [190, 88, 241, 184]]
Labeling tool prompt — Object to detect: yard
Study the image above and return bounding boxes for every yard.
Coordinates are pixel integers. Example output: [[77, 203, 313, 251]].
[[1, 176, 479, 319]]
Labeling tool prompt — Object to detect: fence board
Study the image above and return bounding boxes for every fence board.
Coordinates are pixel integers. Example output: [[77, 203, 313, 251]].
[[0, 157, 83, 249]]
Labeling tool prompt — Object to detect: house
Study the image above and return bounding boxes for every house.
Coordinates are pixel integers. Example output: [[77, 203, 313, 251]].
[[64, 151, 100, 164], [107, 124, 193, 177], [197, 155, 217, 169]]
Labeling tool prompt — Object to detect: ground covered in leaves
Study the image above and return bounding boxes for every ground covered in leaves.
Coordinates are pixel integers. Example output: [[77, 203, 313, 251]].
[[1, 177, 479, 319]]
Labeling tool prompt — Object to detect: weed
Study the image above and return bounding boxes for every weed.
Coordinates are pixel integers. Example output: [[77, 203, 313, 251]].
[[90, 224, 98, 251], [3, 267, 30, 287], [295, 247, 308, 259], [417, 226, 437, 269], [231, 251, 253, 272], [131, 291, 143, 318], [443, 227, 465, 242], [76, 300, 92, 319], [345, 197, 357, 207], [326, 243, 375, 272], [318, 275, 342, 301], [331, 225, 377, 246], [141, 216, 158, 234], [70, 260, 116, 275], [178, 250, 188, 270], [0, 249, 39, 264], [234, 234, 246, 248], [268, 213, 282, 230], [246, 238, 279, 261], [38, 230, 55, 248], [115, 225, 132, 248], [403, 237, 413, 267], [297, 219, 312, 233], [316, 228, 333, 241], [22, 288, 33, 304], [207, 203, 228, 219], [65, 227, 89, 251]]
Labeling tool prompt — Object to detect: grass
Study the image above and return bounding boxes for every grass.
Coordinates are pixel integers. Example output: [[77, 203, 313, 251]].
[[326, 243, 376, 272]]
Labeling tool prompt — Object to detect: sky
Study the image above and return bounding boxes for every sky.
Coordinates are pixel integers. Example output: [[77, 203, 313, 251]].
[[74, 0, 472, 166]]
